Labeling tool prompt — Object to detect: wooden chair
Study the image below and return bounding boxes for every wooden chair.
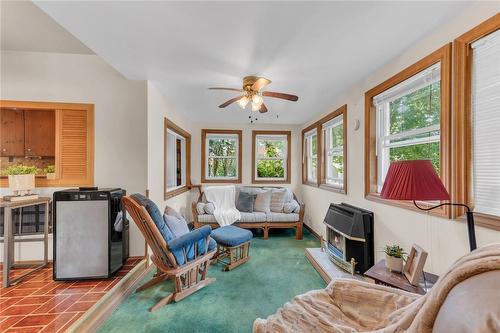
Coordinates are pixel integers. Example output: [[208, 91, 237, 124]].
[[123, 196, 216, 312]]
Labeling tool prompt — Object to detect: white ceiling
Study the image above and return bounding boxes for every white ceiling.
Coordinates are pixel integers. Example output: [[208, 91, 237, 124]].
[[0, 1, 93, 55], [31, 1, 469, 124]]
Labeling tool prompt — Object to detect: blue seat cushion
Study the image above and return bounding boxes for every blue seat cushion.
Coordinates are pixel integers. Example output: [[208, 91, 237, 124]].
[[208, 237, 216, 252], [211, 225, 253, 247], [167, 225, 214, 266], [130, 193, 174, 242]]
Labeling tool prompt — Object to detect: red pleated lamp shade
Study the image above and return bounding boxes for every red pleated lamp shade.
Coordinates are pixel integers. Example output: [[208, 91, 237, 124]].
[[380, 160, 450, 201]]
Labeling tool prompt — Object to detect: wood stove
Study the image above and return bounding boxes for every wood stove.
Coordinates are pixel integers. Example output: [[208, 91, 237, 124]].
[[322, 203, 374, 274]]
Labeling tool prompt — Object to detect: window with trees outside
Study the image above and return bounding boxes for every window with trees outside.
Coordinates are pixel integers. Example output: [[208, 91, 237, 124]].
[[322, 112, 345, 190], [202, 129, 242, 183], [165, 118, 191, 199], [364, 44, 451, 217], [374, 63, 441, 192], [304, 129, 317, 184], [252, 131, 291, 183]]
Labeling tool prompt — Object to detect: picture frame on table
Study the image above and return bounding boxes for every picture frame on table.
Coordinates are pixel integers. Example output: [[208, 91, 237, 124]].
[[403, 244, 428, 286]]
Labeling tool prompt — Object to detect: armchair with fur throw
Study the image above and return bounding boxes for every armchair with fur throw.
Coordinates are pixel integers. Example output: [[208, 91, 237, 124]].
[[254, 243, 500, 333]]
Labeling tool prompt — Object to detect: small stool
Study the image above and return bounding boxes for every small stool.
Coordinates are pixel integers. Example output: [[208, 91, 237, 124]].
[[211, 225, 253, 271]]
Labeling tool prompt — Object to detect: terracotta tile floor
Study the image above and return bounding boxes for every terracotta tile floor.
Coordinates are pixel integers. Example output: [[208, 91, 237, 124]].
[[0, 257, 143, 333]]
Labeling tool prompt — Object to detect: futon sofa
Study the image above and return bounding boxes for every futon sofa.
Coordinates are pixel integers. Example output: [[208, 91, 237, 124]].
[[192, 186, 305, 240]]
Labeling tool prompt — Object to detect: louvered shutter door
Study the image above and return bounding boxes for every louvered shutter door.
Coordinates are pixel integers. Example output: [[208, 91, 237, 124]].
[[56, 109, 94, 185]]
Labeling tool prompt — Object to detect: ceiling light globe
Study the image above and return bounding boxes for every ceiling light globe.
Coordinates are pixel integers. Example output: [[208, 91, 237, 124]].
[[252, 94, 263, 106], [238, 96, 249, 109], [251, 102, 261, 112]]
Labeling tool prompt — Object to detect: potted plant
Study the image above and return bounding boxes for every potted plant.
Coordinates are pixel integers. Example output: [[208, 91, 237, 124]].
[[384, 245, 407, 273], [44, 165, 56, 180], [3, 164, 39, 196]]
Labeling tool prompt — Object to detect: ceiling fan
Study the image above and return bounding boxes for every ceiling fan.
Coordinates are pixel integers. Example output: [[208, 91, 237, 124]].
[[209, 76, 298, 113]]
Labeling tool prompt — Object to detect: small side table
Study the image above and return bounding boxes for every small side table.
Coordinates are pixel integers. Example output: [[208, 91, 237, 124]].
[[1, 197, 51, 288], [364, 259, 439, 295]]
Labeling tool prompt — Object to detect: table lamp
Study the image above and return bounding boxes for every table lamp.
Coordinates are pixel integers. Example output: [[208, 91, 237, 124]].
[[380, 160, 477, 251]]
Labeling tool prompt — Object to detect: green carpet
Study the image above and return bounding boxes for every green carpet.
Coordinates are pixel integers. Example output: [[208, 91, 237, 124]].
[[98, 229, 325, 333]]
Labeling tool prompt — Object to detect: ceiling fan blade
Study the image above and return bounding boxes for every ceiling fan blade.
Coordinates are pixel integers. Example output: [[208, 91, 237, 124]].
[[258, 103, 268, 113], [262, 91, 298, 101], [251, 78, 271, 91], [209, 87, 244, 92], [219, 95, 243, 108]]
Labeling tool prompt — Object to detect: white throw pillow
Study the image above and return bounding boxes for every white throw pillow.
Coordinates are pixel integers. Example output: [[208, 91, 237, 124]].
[[270, 189, 287, 213], [254, 190, 272, 213], [204, 202, 215, 215], [283, 200, 300, 213], [196, 202, 206, 215]]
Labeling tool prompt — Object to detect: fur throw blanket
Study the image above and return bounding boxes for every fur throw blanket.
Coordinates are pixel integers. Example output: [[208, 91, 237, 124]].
[[253, 243, 500, 333]]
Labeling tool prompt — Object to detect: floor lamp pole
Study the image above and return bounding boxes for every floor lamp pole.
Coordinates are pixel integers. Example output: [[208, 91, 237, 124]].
[[413, 201, 477, 252]]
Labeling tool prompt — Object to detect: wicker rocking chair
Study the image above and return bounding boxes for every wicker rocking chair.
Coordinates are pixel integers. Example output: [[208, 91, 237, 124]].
[[123, 195, 216, 312]]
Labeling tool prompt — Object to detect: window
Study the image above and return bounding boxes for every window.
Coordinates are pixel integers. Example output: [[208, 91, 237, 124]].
[[303, 128, 318, 184], [471, 30, 500, 217], [201, 129, 242, 183], [374, 63, 441, 192], [364, 44, 451, 216], [164, 119, 191, 199], [302, 105, 348, 192], [454, 14, 500, 230], [252, 131, 291, 183], [321, 106, 346, 192]]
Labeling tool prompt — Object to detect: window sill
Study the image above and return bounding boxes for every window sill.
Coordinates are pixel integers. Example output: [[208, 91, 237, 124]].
[[302, 181, 318, 188], [0, 177, 92, 188], [456, 211, 500, 232], [201, 178, 241, 184], [252, 179, 290, 184], [365, 192, 450, 218], [319, 184, 346, 194], [164, 185, 190, 200]]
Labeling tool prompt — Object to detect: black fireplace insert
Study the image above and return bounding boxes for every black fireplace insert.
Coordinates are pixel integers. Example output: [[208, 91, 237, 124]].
[[323, 203, 374, 274]]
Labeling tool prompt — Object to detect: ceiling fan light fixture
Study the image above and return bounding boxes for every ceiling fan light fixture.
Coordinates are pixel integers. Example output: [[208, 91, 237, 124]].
[[252, 93, 263, 106], [238, 96, 249, 109], [251, 102, 261, 112]]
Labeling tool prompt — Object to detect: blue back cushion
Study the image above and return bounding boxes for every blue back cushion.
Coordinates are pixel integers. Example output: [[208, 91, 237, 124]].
[[130, 194, 174, 242]]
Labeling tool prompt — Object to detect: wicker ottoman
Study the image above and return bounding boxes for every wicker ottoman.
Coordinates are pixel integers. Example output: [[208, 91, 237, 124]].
[[211, 225, 253, 271]]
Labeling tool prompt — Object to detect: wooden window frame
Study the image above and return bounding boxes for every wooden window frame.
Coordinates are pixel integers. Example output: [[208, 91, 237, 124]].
[[301, 105, 348, 194], [0, 100, 94, 187], [454, 14, 500, 230], [319, 105, 347, 194], [302, 126, 319, 186], [164, 118, 191, 200], [201, 129, 242, 183], [251, 130, 291, 184], [364, 44, 452, 218]]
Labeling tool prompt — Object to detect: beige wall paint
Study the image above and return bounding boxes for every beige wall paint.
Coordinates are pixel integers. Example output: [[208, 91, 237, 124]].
[[0, 50, 148, 259], [299, 3, 500, 275], [147, 81, 198, 220], [147, 81, 302, 222]]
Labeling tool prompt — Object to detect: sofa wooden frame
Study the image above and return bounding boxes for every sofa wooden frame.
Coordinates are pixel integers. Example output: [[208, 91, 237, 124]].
[[123, 196, 216, 312], [192, 187, 305, 240]]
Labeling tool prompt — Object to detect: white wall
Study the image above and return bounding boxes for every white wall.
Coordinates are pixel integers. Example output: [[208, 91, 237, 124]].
[[147, 81, 198, 218], [1, 50, 148, 259], [147, 81, 302, 222], [299, 3, 500, 275]]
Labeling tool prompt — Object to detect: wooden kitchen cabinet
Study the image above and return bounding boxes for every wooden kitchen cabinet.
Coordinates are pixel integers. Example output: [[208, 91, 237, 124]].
[[24, 110, 55, 156], [0, 108, 25, 157]]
